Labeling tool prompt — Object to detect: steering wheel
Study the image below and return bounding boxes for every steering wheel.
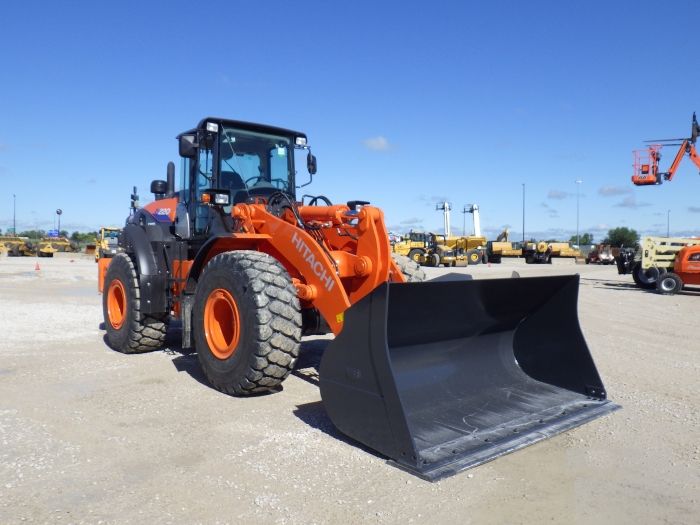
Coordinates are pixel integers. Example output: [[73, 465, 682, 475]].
[[245, 176, 287, 189]]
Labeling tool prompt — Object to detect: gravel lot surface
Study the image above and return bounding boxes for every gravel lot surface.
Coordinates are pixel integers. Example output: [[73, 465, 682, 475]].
[[1, 254, 698, 524]]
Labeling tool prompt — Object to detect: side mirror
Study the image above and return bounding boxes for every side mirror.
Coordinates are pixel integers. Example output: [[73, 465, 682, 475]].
[[179, 134, 197, 158], [307, 152, 317, 175]]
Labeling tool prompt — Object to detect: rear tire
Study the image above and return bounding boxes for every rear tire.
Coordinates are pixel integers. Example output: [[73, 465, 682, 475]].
[[103, 253, 168, 353], [656, 272, 683, 295], [193, 251, 302, 395], [391, 253, 426, 282]]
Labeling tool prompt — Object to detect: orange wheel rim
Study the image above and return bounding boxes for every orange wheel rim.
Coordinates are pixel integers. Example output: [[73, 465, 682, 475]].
[[204, 288, 241, 360], [107, 279, 127, 330]]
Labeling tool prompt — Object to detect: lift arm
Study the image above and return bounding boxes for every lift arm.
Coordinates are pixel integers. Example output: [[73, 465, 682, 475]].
[[660, 140, 700, 182]]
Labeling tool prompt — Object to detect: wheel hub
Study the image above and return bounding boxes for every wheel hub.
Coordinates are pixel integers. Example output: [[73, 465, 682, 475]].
[[107, 279, 126, 330], [204, 288, 241, 360]]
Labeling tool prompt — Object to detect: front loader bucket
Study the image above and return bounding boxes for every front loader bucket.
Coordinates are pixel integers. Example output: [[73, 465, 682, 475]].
[[319, 275, 619, 481]]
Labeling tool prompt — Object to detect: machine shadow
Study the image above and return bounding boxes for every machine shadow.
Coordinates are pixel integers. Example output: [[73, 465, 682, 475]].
[[290, 337, 384, 456], [167, 322, 320, 396]]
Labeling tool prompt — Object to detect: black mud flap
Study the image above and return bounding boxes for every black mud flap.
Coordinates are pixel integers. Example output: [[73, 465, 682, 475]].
[[319, 275, 619, 481]]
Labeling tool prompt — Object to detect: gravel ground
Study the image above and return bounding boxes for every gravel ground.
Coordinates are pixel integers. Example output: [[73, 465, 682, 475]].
[[0, 253, 698, 524]]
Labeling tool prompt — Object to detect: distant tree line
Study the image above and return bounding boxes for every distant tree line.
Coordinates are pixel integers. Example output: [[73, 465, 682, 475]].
[[566, 228, 640, 247]]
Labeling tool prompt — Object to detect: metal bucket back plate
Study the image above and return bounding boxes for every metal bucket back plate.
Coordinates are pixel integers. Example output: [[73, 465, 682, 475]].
[[319, 275, 619, 481]]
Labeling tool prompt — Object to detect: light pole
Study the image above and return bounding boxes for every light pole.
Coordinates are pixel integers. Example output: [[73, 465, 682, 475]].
[[521, 183, 525, 244], [56, 209, 62, 235], [575, 179, 583, 246], [12, 194, 16, 235], [667, 209, 670, 237]]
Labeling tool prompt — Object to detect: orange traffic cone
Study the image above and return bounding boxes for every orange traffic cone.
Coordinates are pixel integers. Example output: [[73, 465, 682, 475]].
[[35, 262, 40, 271]]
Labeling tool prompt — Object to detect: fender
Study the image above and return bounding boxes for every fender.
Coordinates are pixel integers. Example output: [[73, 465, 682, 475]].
[[120, 223, 168, 314]]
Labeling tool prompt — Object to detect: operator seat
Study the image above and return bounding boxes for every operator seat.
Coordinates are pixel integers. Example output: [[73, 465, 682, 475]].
[[220, 170, 249, 204]]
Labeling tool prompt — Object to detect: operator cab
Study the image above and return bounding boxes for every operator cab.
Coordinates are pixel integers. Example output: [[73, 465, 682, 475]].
[[175, 118, 317, 236]]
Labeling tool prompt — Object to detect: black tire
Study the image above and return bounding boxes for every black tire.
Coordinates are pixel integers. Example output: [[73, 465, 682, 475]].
[[193, 251, 302, 395], [391, 253, 426, 282], [466, 249, 480, 265], [407, 248, 425, 264], [103, 253, 168, 353], [631, 262, 658, 290], [525, 255, 534, 264], [481, 251, 488, 264], [9, 246, 19, 257], [656, 272, 683, 295], [489, 254, 502, 264]]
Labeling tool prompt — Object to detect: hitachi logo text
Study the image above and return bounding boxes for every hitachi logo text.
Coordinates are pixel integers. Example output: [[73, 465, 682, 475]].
[[291, 231, 335, 292]]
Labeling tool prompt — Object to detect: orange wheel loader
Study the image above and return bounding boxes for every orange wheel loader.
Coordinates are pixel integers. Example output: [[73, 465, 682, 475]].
[[98, 118, 618, 480]]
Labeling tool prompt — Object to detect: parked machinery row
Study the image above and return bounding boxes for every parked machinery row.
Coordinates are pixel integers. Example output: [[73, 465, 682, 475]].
[[0, 236, 80, 257]]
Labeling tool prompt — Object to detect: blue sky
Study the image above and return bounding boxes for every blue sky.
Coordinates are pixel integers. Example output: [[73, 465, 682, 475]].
[[1, 1, 699, 242]]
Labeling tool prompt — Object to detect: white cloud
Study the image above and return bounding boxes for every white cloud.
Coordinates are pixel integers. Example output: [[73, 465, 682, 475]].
[[363, 136, 391, 151], [547, 190, 570, 200], [598, 185, 632, 197], [614, 196, 651, 209]]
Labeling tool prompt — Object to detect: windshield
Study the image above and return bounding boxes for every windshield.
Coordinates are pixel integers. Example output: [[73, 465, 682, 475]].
[[218, 127, 293, 200]]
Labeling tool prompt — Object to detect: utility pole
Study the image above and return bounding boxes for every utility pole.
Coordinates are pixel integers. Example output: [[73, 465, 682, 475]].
[[521, 183, 525, 244], [667, 209, 670, 237], [575, 179, 583, 246], [436, 201, 452, 237], [13, 194, 16, 235]]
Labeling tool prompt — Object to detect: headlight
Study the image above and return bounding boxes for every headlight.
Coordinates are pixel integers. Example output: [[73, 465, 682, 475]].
[[214, 193, 229, 205]]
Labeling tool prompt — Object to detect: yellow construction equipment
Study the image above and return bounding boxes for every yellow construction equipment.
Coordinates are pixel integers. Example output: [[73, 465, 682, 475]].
[[1, 236, 33, 257], [523, 241, 581, 264], [95, 227, 122, 262], [487, 228, 523, 263]]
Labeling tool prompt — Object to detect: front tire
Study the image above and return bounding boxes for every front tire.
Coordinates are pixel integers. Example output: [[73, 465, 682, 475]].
[[193, 251, 302, 395], [632, 262, 661, 290], [407, 248, 424, 264], [656, 272, 683, 295], [103, 253, 168, 353]]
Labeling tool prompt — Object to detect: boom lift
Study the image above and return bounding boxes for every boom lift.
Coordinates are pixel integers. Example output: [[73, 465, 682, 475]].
[[632, 113, 700, 186], [630, 113, 700, 288], [98, 117, 617, 480]]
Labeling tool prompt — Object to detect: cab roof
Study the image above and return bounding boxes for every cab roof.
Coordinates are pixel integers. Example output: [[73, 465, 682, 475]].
[[176, 117, 307, 141]]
